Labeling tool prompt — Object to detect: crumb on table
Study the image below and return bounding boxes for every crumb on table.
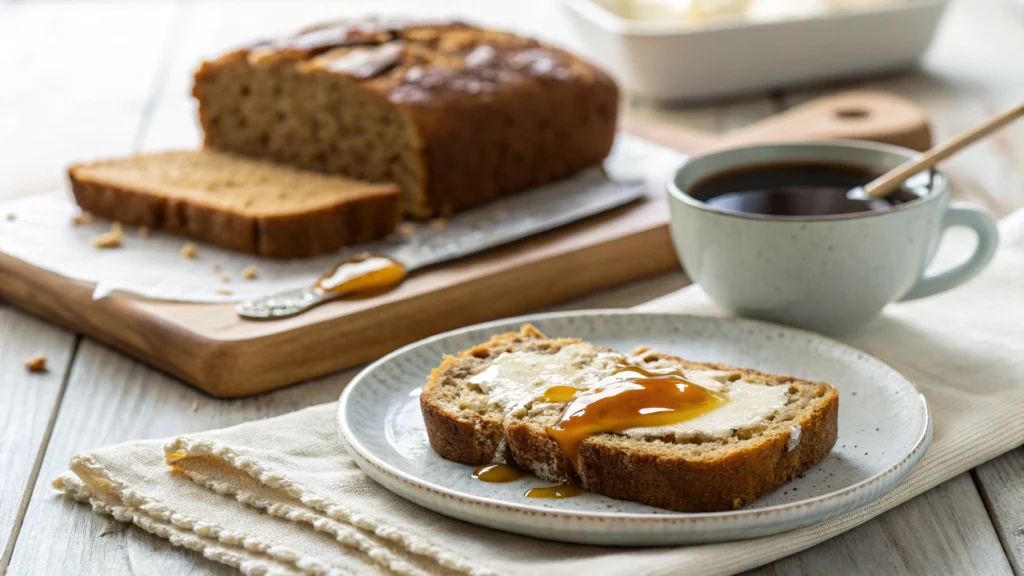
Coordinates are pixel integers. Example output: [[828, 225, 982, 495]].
[[220, 273, 231, 283], [242, 265, 259, 280], [6, 212, 16, 221], [180, 242, 198, 259], [212, 263, 221, 272], [71, 212, 92, 226], [91, 222, 123, 249], [24, 354, 47, 373], [216, 288, 233, 296], [138, 225, 151, 238]]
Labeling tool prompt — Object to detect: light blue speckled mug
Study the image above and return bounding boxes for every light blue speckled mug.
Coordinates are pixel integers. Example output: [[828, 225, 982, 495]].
[[667, 141, 1000, 336]]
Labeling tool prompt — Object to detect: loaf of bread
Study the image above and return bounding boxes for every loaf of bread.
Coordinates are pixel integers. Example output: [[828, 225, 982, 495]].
[[68, 150, 401, 258], [421, 325, 839, 512], [193, 19, 619, 218]]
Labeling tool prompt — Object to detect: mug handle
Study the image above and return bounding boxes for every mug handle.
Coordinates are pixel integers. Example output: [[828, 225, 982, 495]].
[[900, 203, 1000, 301]]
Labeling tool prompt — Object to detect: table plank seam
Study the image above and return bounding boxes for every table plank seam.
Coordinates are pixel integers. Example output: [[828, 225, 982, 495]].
[[131, 0, 194, 152], [972, 468, 1024, 576], [0, 336, 80, 574]]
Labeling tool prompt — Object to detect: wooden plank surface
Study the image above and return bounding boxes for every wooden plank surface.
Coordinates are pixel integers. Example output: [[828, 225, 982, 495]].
[[0, 307, 76, 572], [0, 0, 181, 198], [975, 452, 1024, 575], [744, 474, 1014, 576]]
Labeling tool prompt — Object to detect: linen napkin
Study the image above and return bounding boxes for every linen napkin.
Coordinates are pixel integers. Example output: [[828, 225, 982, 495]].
[[55, 208, 1024, 576]]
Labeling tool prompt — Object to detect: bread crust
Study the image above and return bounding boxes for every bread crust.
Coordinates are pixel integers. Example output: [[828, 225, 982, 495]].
[[420, 325, 840, 512], [68, 153, 402, 258]]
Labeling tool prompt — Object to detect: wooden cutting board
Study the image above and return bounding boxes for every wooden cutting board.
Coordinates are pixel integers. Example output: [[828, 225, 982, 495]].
[[0, 91, 931, 397]]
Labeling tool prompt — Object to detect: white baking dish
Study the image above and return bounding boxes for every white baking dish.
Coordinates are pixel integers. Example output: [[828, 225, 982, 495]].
[[560, 0, 949, 101]]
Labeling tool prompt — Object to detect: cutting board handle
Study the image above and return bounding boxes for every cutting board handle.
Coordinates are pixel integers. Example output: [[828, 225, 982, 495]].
[[623, 90, 933, 154]]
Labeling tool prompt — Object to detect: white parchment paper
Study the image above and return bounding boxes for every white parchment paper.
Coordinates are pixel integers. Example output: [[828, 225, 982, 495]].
[[0, 134, 684, 303]]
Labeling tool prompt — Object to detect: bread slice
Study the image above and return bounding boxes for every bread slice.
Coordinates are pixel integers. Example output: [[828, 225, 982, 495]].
[[68, 150, 401, 258], [420, 325, 839, 512]]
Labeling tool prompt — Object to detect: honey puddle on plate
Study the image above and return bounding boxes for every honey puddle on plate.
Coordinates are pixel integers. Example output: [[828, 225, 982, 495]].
[[472, 361, 729, 499]]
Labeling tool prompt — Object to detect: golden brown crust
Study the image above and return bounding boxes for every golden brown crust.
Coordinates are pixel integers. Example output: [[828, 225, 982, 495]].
[[68, 155, 402, 258], [193, 19, 619, 218], [420, 325, 840, 513], [420, 325, 562, 465]]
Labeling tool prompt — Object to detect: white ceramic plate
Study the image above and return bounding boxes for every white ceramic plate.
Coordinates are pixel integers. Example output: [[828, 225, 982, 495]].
[[337, 311, 930, 545]]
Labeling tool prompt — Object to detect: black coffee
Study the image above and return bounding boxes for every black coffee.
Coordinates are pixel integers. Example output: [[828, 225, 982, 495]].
[[688, 162, 923, 217]]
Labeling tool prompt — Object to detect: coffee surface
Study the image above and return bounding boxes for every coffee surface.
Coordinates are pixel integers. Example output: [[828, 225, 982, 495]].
[[688, 162, 922, 217]]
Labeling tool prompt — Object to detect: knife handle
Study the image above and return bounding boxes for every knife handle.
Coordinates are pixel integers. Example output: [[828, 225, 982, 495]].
[[235, 286, 336, 320]]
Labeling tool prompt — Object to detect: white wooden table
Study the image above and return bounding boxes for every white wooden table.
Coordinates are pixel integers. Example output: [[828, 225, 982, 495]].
[[1, 0, 1023, 574]]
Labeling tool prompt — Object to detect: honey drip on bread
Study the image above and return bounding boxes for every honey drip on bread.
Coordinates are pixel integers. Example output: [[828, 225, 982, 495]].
[[546, 362, 729, 467], [470, 360, 729, 501], [314, 252, 407, 297]]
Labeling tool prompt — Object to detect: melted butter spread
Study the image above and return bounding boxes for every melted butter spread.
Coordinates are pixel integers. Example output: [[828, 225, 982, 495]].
[[470, 346, 789, 442], [468, 344, 623, 412]]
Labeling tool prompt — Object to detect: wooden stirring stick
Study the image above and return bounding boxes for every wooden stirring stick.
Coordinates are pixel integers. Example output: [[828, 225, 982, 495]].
[[861, 101, 1024, 199]]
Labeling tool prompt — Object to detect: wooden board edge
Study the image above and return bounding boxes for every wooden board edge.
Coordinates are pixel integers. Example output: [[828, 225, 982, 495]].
[[0, 218, 677, 397]]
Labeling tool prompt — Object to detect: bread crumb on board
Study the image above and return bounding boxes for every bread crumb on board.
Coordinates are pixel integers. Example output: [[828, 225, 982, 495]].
[[242, 265, 259, 280], [139, 225, 151, 238], [6, 212, 16, 221], [220, 273, 231, 283], [91, 222, 123, 249], [428, 217, 448, 231], [212, 263, 222, 272], [216, 288, 233, 296], [180, 242, 198, 259], [24, 354, 47, 373], [72, 212, 92, 226]]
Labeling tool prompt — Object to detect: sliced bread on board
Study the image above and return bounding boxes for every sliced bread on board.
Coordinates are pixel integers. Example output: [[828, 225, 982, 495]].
[[68, 150, 401, 258]]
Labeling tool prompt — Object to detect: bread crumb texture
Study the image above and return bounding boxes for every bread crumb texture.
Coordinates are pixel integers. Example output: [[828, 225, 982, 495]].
[[180, 242, 199, 259], [242, 265, 259, 280], [91, 222, 123, 248], [72, 212, 92, 226], [24, 354, 47, 373]]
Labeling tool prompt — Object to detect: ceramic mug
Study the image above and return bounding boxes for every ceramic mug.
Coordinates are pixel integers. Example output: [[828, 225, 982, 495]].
[[667, 141, 1000, 336]]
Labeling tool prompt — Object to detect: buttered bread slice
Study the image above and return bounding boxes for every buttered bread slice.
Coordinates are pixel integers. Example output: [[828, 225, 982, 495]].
[[420, 325, 839, 512]]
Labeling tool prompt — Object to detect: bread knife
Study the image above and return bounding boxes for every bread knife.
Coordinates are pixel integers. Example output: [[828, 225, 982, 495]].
[[235, 168, 646, 320]]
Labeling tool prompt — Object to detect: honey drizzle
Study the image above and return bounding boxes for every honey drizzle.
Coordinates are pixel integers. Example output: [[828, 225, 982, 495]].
[[541, 385, 578, 403], [547, 361, 728, 467], [313, 252, 407, 298], [471, 361, 730, 501], [472, 463, 523, 483]]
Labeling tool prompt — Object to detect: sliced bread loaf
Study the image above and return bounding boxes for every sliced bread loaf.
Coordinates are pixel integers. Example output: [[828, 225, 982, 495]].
[[68, 150, 401, 258], [420, 325, 839, 512], [193, 19, 618, 218]]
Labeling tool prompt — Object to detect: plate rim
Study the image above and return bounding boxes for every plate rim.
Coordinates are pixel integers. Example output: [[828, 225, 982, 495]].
[[337, 309, 931, 525]]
